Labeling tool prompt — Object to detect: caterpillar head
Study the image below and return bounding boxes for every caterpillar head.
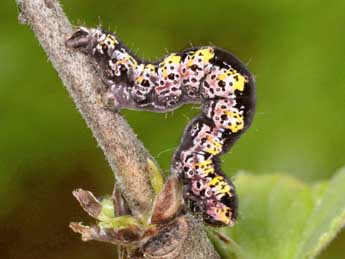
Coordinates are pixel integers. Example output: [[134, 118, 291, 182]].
[[66, 27, 118, 56], [66, 27, 97, 53]]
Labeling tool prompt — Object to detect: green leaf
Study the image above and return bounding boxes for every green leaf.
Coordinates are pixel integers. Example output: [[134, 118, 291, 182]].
[[98, 215, 141, 230], [98, 196, 115, 221], [210, 168, 345, 259], [146, 158, 165, 195], [296, 168, 345, 258]]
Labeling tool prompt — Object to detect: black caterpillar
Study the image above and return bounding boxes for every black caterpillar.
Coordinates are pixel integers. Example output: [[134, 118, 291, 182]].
[[66, 27, 256, 226]]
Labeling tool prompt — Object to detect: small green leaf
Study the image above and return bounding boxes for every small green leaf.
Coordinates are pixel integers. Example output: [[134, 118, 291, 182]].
[[98, 196, 115, 221], [146, 158, 164, 195], [210, 168, 345, 259], [98, 215, 141, 230]]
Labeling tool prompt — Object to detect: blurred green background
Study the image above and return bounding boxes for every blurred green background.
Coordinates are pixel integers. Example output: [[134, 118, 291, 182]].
[[1, 0, 344, 258]]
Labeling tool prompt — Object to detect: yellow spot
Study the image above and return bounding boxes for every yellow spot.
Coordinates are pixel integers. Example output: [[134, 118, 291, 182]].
[[159, 54, 181, 78], [232, 73, 246, 92], [117, 60, 126, 65], [186, 48, 214, 67], [135, 75, 144, 84], [162, 70, 168, 78], [213, 207, 231, 225], [209, 176, 223, 186], [101, 34, 118, 48], [194, 160, 214, 175], [194, 160, 212, 168], [208, 177, 231, 196], [204, 167, 215, 174], [117, 54, 138, 69], [225, 111, 244, 132], [216, 182, 231, 195], [205, 135, 223, 155], [165, 53, 181, 64], [186, 53, 195, 67], [128, 56, 138, 68], [195, 48, 215, 63], [217, 73, 227, 81]]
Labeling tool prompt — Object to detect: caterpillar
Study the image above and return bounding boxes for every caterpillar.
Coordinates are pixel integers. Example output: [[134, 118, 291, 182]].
[[66, 27, 256, 227]]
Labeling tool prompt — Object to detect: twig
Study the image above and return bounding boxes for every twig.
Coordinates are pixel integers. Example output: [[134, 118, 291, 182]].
[[16, 0, 154, 216], [15, 0, 220, 258]]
